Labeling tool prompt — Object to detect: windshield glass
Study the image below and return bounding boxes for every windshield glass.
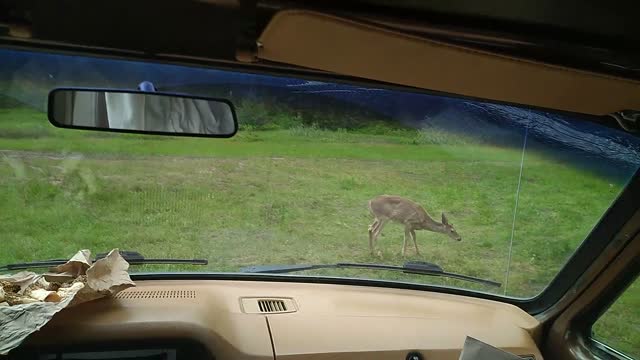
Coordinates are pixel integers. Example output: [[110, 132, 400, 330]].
[[1, 48, 639, 298]]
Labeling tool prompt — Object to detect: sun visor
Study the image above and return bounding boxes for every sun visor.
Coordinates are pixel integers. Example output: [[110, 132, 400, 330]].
[[257, 10, 640, 116]]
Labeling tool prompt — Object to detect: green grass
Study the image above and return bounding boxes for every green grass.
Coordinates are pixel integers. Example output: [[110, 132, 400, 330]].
[[0, 105, 637, 356], [592, 280, 639, 358]]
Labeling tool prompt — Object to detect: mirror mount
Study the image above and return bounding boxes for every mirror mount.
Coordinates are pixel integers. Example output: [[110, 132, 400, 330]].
[[137, 81, 157, 92], [47, 87, 238, 138]]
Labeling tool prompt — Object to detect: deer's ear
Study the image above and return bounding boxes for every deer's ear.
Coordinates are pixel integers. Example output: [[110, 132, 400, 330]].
[[442, 213, 449, 225]]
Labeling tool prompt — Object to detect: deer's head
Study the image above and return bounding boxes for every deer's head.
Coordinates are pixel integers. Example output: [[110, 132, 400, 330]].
[[441, 213, 461, 241]]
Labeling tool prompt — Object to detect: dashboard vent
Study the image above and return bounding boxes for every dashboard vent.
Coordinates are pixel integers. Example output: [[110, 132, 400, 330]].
[[115, 290, 196, 299], [258, 299, 286, 312], [240, 297, 297, 314]]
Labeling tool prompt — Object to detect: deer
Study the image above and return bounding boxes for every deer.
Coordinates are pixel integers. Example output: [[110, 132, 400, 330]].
[[368, 195, 461, 256]]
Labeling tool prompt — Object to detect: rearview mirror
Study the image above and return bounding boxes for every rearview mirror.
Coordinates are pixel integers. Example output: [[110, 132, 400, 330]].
[[48, 88, 238, 137]]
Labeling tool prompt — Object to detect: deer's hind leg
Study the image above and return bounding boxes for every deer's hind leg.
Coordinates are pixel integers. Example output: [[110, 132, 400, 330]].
[[368, 218, 379, 254], [402, 226, 412, 257], [410, 229, 420, 255], [369, 218, 387, 254]]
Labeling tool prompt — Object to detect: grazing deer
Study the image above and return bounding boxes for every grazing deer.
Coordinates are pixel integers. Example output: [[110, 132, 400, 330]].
[[368, 195, 461, 256]]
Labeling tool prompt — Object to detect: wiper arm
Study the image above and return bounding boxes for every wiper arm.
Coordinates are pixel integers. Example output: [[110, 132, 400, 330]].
[[0, 251, 208, 271], [240, 261, 501, 288]]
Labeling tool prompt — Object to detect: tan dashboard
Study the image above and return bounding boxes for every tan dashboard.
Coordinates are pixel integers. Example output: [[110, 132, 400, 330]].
[[23, 279, 543, 360]]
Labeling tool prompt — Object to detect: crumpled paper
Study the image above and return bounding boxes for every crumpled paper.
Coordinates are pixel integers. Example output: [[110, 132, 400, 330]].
[[459, 336, 522, 360], [0, 249, 135, 355]]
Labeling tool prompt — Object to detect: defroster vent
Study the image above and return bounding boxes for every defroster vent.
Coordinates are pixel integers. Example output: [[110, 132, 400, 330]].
[[115, 290, 196, 299]]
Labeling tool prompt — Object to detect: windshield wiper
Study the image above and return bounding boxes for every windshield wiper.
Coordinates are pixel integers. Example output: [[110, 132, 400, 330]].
[[0, 251, 208, 272], [240, 261, 501, 288]]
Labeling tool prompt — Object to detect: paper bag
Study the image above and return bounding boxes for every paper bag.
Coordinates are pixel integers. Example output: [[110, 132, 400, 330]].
[[459, 336, 523, 360]]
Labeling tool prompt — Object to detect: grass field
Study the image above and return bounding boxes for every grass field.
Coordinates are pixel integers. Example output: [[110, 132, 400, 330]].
[[0, 105, 637, 356]]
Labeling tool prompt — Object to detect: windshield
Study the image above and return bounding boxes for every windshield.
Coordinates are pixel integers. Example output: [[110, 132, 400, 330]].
[[1, 48, 639, 298]]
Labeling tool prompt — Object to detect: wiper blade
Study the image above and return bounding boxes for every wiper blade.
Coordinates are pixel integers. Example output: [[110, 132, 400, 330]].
[[240, 261, 501, 288], [0, 251, 208, 271]]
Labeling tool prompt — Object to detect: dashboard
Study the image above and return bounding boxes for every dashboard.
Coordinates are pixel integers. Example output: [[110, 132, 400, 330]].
[[6, 280, 543, 360]]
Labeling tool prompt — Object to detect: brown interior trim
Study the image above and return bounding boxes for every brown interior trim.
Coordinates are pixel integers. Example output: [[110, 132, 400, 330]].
[[545, 226, 639, 359], [257, 10, 640, 116], [23, 280, 543, 359]]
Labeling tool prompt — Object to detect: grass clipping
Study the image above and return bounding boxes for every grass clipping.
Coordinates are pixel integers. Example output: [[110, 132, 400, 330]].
[[0, 249, 135, 355]]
